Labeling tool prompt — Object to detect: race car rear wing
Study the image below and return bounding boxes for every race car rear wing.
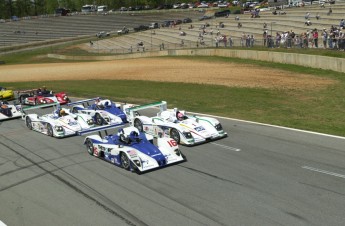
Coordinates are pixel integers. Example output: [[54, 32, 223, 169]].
[[67, 97, 100, 107], [21, 102, 59, 119], [77, 123, 124, 136], [126, 101, 167, 125]]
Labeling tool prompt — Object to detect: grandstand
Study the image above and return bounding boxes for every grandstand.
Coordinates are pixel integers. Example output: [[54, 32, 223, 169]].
[[0, 1, 344, 52]]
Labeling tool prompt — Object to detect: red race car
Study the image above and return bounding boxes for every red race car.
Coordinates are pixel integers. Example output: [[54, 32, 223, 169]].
[[18, 87, 70, 106]]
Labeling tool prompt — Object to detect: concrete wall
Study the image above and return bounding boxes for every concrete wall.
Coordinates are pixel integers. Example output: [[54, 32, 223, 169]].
[[48, 49, 345, 73]]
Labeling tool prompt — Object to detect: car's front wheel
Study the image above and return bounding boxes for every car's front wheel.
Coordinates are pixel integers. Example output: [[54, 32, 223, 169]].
[[95, 113, 104, 125], [47, 124, 54, 137], [26, 117, 32, 130], [120, 152, 130, 170], [85, 139, 94, 155], [170, 128, 180, 144], [134, 119, 143, 132]]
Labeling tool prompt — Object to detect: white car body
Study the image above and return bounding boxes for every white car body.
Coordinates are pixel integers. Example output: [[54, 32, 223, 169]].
[[23, 103, 95, 138], [0, 102, 22, 121], [125, 101, 227, 146]]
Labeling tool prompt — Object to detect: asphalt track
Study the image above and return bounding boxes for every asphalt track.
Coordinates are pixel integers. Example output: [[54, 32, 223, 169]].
[[0, 104, 345, 226]]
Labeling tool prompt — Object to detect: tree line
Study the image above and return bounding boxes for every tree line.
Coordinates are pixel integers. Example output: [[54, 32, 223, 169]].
[[0, 0, 191, 19]]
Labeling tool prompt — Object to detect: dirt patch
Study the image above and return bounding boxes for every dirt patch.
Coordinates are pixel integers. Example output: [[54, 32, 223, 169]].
[[0, 58, 336, 90]]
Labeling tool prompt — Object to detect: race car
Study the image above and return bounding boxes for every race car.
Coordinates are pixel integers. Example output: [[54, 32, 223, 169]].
[[0, 87, 15, 101], [84, 126, 185, 173], [0, 101, 22, 121], [126, 101, 227, 146], [22, 103, 98, 138], [68, 97, 127, 124], [18, 88, 70, 106]]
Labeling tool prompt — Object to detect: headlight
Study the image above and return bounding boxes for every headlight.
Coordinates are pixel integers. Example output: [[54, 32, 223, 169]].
[[215, 123, 223, 131], [133, 160, 141, 167], [174, 149, 181, 156], [40, 99, 46, 103], [63, 96, 68, 100], [183, 132, 193, 139], [54, 125, 63, 132], [87, 119, 94, 125]]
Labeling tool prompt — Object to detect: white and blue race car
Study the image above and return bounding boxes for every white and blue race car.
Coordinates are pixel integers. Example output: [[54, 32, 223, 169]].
[[0, 101, 22, 121], [84, 126, 185, 173], [68, 97, 127, 124], [125, 101, 227, 146], [22, 103, 98, 138]]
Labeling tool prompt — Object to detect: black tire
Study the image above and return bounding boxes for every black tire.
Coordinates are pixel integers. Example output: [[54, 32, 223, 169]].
[[95, 113, 104, 125], [85, 139, 94, 155], [120, 152, 130, 170], [71, 107, 78, 114], [170, 128, 180, 144], [47, 124, 53, 137], [134, 119, 143, 132], [19, 94, 29, 104], [26, 117, 32, 130], [35, 98, 39, 106]]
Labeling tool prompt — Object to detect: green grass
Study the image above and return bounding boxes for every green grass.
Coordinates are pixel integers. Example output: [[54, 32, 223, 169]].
[[1, 46, 345, 136]]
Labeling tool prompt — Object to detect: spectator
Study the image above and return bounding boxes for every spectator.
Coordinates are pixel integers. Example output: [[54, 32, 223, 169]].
[[275, 32, 281, 48], [228, 36, 233, 47], [322, 29, 328, 49], [263, 30, 267, 46], [316, 13, 320, 20], [313, 29, 319, 48], [250, 35, 255, 47], [305, 12, 310, 20]]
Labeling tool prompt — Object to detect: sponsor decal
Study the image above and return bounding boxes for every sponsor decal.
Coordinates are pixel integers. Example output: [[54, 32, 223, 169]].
[[127, 150, 137, 158]]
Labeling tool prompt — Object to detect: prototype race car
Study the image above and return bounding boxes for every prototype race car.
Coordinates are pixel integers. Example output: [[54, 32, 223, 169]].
[[126, 101, 227, 146], [0, 101, 22, 121], [84, 126, 185, 173], [0, 87, 15, 101], [18, 88, 70, 106], [68, 97, 127, 124], [22, 103, 99, 138]]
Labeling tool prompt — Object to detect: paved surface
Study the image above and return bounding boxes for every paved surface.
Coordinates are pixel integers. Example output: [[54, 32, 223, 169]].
[[0, 105, 345, 226]]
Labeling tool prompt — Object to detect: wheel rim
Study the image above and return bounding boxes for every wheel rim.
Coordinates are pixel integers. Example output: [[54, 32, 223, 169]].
[[121, 153, 130, 170], [47, 125, 53, 136], [134, 119, 143, 132], [86, 139, 94, 155], [26, 117, 32, 130], [170, 129, 180, 143], [95, 114, 103, 125]]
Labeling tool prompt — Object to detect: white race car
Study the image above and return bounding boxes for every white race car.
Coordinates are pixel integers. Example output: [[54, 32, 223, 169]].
[[68, 98, 127, 125], [84, 126, 185, 173], [22, 103, 96, 138], [0, 101, 22, 121], [125, 101, 227, 146]]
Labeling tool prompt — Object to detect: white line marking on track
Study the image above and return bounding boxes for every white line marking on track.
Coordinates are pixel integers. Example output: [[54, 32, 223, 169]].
[[211, 142, 241, 152], [302, 166, 345, 179], [0, 220, 7, 226]]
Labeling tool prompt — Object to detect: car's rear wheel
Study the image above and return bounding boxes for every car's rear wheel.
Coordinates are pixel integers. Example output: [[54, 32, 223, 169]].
[[170, 128, 180, 144], [85, 139, 94, 155], [47, 124, 53, 137], [26, 117, 32, 130], [120, 152, 130, 170], [95, 113, 104, 125], [134, 119, 143, 132]]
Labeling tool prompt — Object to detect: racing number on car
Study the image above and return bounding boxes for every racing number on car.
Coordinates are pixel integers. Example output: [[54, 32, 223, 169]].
[[167, 140, 177, 147]]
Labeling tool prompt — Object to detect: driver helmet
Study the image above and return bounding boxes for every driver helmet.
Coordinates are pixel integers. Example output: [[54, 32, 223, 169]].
[[177, 112, 184, 121], [60, 109, 66, 116]]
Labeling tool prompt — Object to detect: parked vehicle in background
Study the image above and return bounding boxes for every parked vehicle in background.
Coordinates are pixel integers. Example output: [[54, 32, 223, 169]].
[[134, 25, 149, 32], [215, 9, 230, 17], [55, 8, 70, 16], [149, 22, 159, 29], [183, 18, 192, 23], [97, 5, 108, 12], [81, 5, 97, 13], [96, 31, 110, 38], [118, 27, 129, 35]]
